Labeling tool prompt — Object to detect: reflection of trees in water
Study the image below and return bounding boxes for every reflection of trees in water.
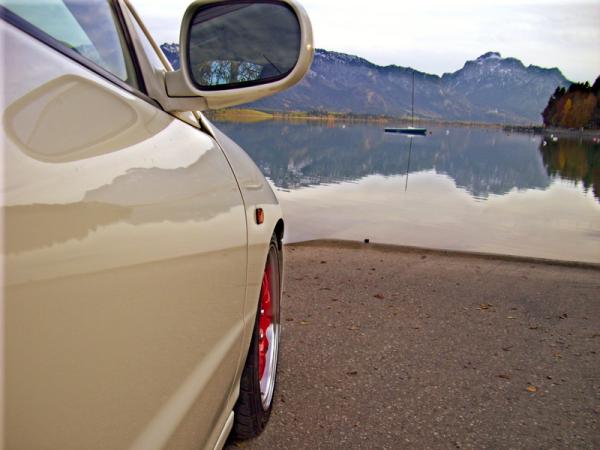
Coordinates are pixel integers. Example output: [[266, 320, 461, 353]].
[[216, 121, 551, 198], [539, 137, 600, 201]]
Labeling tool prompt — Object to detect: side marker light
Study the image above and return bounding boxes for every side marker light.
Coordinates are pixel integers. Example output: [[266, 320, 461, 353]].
[[256, 208, 264, 225]]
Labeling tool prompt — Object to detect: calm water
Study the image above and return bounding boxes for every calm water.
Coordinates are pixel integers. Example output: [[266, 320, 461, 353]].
[[215, 121, 600, 263]]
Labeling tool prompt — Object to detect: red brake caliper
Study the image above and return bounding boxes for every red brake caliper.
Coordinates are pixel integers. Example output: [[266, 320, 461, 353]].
[[258, 265, 273, 380]]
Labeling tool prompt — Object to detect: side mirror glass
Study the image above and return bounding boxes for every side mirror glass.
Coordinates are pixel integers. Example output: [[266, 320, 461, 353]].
[[187, 1, 301, 90], [162, 0, 312, 111]]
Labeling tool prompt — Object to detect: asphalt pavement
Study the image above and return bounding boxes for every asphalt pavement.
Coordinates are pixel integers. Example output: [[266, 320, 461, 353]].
[[228, 240, 600, 449]]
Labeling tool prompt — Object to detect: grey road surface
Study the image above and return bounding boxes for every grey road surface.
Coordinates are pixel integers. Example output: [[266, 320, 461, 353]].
[[229, 241, 600, 449]]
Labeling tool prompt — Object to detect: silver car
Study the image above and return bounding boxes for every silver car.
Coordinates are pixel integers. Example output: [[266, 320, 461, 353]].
[[1, 0, 313, 448]]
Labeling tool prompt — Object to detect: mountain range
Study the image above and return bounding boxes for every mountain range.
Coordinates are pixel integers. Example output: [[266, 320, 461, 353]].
[[160, 44, 570, 125]]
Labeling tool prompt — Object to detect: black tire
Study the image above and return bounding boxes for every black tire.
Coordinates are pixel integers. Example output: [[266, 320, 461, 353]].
[[233, 234, 281, 439]]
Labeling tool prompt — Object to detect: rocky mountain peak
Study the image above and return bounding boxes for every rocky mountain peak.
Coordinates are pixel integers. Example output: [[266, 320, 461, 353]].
[[314, 48, 372, 67], [159, 43, 572, 124], [160, 43, 180, 70], [476, 51, 502, 61]]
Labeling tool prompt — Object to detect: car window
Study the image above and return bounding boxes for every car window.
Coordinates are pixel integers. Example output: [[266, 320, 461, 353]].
[[122, 4, 202, 128], [1, 0, 139, 89]]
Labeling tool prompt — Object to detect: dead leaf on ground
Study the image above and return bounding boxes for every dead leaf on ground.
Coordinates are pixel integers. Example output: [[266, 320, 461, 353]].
[[526, 385, 538, 393], [374, 293, 385, 299], [478, 303, 493, 310], [347, 325, 360, 331], [300, 321, 309, 325], [497, 374, 511, 380], [346, 370, 358, 376]]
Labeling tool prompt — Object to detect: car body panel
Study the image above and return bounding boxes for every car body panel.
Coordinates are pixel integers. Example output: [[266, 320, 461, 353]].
[[2, 20, 256, 449], [207, 123, 285, 376]]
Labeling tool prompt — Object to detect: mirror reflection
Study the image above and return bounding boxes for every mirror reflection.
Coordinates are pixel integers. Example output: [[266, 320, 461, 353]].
[[213, 120, 600, 263], [539, 137, 600, 201], [188, 2, 301, 88], [214, 120, 600, 203]]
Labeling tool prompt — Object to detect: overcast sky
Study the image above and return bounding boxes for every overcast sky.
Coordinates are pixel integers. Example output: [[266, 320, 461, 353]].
[[132, 0, 600, 82]]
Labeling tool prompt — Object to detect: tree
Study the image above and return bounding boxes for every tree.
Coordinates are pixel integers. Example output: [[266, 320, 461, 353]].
[[592, 76, 600, 95], [542, 76, 600, 129]]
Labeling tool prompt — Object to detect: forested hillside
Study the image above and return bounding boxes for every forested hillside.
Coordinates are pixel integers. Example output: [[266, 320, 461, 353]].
[[542, 77, 600, 129]]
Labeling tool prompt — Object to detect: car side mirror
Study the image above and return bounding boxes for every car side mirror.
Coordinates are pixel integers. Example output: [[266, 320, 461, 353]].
[[163, 0, 313, 111]]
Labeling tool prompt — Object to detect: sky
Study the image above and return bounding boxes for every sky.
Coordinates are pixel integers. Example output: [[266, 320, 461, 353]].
[[132, 0, 600, 82]]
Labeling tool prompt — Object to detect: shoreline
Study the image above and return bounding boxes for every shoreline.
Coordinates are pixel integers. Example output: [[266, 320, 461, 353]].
[[267, 112, 506, 129], [503, 125, 600, 139], [208, 108, 509, 128], [288, 239, 600, 270], [207, 108, 600, 137]]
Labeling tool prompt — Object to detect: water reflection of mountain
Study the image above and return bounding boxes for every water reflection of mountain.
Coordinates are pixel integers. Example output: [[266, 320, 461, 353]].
[[539, 137, 600, 202], [215, 121, 550, 198]]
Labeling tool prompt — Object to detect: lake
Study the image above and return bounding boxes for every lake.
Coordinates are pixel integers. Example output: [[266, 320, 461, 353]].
[[215, 120, 600, 263]]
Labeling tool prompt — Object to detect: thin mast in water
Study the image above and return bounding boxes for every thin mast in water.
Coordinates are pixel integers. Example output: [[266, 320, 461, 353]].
[[411, 70, 415, 128], [384, 67, 427, 135]]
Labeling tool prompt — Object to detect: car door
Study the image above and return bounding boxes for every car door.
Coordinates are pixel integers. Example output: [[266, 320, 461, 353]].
[[1, 2, 247, 449]]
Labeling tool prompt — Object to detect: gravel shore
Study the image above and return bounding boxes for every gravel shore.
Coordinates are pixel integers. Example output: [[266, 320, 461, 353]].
[[229, 240, 600, 449]]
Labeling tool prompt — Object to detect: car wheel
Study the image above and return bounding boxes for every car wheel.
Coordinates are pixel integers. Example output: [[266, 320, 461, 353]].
[[233, 234, 281, 439]]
